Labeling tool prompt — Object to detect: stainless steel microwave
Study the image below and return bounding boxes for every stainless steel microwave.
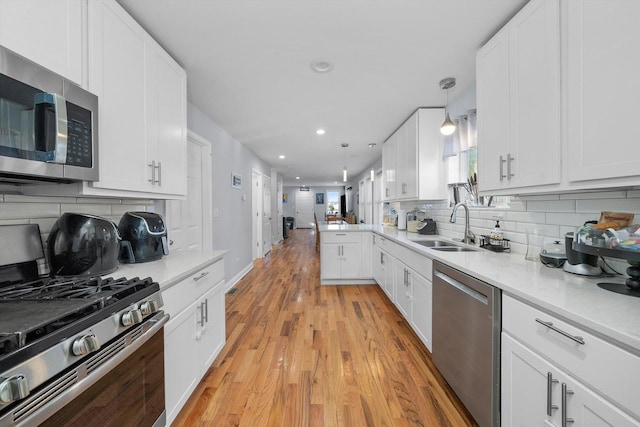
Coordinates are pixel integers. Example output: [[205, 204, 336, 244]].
[[0, 45, 98, 184]]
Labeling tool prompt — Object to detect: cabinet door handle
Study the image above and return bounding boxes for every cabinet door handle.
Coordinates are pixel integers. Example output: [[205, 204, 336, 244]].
[[547, 372, 559, 416], [197, 303, 204, 327], [561, 383, 575, 426], [499, 155, 506, 181], [507, 153, 514, 180], [193, 271, 209, 282], [203, 298, 209, 323], [156, 161, 162, 185], [380, 252, 384, 265], [535, 319, 585, 345], [148, 160, 156, 184]]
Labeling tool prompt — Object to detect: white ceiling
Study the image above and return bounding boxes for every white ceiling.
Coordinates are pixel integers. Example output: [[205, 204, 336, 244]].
[[118, 0, 527, 186]]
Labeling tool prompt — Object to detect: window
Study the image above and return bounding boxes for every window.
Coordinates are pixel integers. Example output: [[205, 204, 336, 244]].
[[326, 191, 340, 214]]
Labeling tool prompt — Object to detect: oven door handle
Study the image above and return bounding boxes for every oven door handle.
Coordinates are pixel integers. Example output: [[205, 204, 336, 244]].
[[15, 312, 169, 427]]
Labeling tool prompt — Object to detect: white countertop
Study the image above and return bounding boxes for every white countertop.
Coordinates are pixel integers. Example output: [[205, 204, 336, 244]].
[[114, 250, 227, 291], [320, 224, 640, 354]]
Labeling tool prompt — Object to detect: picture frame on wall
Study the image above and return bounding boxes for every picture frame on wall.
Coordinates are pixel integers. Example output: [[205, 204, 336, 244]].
[[231, 173, 242, 189], [315, 192, 324, 204]]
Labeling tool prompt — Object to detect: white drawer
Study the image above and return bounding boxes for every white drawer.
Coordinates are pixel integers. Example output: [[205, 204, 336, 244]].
[[373, 234, 397, 252], [162, 259, 224, 318], [322, 231, 361, 244], [503, 294, 640, 420], [395, 244, 432, 281]]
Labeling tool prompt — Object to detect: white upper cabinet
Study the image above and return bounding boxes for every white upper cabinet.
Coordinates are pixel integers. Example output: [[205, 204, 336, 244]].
[[477, 0, 561, 194], [87, 0, 186, 198], [382, 108, 446, 201], [88, 0, 148, 193], [382, 132, 397, 201], [566, 0, 640, 186], [0, 0, 85, 85]]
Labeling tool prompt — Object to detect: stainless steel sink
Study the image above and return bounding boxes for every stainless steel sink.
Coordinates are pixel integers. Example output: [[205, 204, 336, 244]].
[[411, 240, 456, 248], [411, 240, 477, 252], [431, 246, 476, 252]]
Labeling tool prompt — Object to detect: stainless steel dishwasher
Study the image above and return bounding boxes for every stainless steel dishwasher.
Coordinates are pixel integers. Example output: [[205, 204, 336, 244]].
[[432, 261, 501, 427]]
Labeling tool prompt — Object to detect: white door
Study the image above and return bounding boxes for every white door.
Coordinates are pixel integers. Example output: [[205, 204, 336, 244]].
[[276, 181, 283, 242], [165, 132, 212, 252], [252, 170, 262, 259], [296, 190, 314, 228], [262, 175, 272, 256]]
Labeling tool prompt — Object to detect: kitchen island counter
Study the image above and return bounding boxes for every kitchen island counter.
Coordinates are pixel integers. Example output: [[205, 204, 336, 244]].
[[319, 223, 640, 354]]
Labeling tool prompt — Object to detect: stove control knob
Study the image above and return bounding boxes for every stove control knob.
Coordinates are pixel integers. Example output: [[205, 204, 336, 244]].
[[139, 300, 159, 316], [72, 334, 100, 356], [121, 309, 143, 327], [0, 375, 30, 404]]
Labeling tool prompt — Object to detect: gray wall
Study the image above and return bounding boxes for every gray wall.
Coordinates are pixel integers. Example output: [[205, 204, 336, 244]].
[[188, 102, 273, 283]]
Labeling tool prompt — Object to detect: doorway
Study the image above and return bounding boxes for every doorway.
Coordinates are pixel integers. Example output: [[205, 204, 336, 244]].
[[165, 131, 212, 252], [252, 170, 273, 259], [295, 190, 314, 228]]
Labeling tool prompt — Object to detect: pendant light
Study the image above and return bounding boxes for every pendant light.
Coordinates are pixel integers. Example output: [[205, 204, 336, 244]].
[[341, 143, 349, 182], [440, 77, 456, 136], [368, 143, 376, 181]]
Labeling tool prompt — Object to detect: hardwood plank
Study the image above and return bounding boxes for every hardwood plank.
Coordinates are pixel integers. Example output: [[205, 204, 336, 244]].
[[172, 229, 477, 426]]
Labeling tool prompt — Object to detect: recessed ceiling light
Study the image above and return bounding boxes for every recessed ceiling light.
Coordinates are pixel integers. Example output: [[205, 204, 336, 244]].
[[316, 129, 325, 135], [278, 155, 285, 159], [310, 58, 333, 73], [295, 176, 300, 180]]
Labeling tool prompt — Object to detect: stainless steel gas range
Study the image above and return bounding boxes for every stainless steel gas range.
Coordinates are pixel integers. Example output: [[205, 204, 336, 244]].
[[0, 224, 168, 427]]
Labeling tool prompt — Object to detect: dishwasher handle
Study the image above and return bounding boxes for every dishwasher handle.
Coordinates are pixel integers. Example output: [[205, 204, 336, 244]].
[[434, 270, 489, 305]]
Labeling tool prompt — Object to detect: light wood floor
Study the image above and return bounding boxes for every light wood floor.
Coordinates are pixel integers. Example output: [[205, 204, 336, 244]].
[[173, 229, 477, 426]]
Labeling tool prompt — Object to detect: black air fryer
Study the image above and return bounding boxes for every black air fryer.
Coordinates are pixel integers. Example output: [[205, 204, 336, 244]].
[[47, 213, 121, 276], [118, 212, 169, 263]]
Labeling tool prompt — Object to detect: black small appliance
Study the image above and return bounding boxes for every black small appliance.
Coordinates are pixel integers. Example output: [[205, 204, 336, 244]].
[[417, 218, 438, 235], [118, 212, 169, 263], [563, 232, 600, 276], [47, 213, 121, 276]]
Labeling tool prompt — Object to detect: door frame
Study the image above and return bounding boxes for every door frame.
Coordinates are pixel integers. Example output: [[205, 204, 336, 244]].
[[252, 169, 262, 259]]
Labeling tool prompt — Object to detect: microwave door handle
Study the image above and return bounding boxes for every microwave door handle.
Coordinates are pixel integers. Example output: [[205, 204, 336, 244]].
[[161, 235, 169, 255], [52, 94, 68, 164]]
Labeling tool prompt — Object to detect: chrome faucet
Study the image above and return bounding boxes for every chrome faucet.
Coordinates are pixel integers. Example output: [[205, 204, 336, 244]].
[[450, 202, 476, 244]]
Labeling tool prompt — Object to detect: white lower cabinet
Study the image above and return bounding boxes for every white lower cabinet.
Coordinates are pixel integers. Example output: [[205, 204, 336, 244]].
[[502, 295, 640, 426], [408, 268, 432, 352], [502, 334, 638, 427], [372, 234, 432, 352], [162, 259, 226, 426], [320, 231, 375, 284]]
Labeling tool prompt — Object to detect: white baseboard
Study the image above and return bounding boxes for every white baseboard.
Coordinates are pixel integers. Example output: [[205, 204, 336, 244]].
[[225, 262, 253, 292]]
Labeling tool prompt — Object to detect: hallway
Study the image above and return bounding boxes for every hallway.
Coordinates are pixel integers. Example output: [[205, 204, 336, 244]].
[[173, 229, 476, 426]]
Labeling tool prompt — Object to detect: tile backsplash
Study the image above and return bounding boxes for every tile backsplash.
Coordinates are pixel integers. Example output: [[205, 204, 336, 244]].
[[399, 189, 640, 256]]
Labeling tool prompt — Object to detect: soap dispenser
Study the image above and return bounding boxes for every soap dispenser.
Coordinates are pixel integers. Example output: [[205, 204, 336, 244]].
[[490, 220, 503, 245]]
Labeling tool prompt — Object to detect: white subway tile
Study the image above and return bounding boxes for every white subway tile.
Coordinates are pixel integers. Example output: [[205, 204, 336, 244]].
[[77, 197, 121, 205], [504, 211, 546, 224], [526, 200, 576, 213], [559, 190, 627, 200], [29, 218, 59, 234], [4, 194, 77, 204], [515, 223, 560, 239], [122, 199, 154, 205], [0, 203, 60, 219], [112, 205, 147, 216], [519, 194, 560, 201], [0, 219, 29, 225], [545, 212, 596, 227], [627, 190, 640, 199], [507, 200, 526, 211], [575, 199, 640, 214], [60, 204, 112, 216]]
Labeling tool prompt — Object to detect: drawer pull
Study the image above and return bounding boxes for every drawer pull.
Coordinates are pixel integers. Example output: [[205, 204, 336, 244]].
[[535, 318, 585, 345], [547, 372, 559, 416], [335, 233, 347, 236], [193, 271, 209, 282]]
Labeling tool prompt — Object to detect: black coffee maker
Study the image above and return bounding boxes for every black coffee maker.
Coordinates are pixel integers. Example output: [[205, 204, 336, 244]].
[[118, 212, 169, 263]]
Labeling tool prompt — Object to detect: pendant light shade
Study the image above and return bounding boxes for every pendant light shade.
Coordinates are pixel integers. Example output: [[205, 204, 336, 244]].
[[439, 77, 457, 136], [440, 112, 456, 136], [341, 143, 349, 182], [368, 143, 376, 182]]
